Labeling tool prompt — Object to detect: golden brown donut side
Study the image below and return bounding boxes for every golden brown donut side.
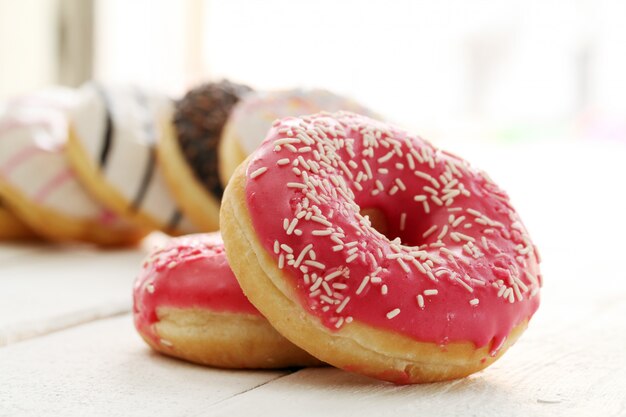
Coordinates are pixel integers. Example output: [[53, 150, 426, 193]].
[[157, 119, 221, 232], [138, 307, 323, 369], [0, 203, 37, 240], [0, 175, 145, 245]]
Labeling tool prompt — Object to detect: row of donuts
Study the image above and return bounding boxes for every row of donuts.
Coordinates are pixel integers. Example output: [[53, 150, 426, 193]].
[[0, 81, 374, 244], [133, 111, 542, 383]]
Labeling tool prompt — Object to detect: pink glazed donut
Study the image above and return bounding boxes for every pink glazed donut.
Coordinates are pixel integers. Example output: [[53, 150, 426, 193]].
[[133, 233, 321, 369], [221, 112, 542, 383]]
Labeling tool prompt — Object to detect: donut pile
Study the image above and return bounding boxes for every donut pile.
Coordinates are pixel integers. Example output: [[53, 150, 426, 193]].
[[0, 81, 368, 244], [132, 108, 542, 382]]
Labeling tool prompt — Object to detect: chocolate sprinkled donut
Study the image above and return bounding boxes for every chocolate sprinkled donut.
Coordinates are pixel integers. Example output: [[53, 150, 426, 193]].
[[173, 80, 253, 200]]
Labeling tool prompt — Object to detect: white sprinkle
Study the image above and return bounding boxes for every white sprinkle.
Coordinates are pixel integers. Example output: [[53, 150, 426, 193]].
[[362, 159, 373, 179], [312, 229, 333, 236], [280, 243, 293, 253], [277, 158, 290, 166], [324, 270, 344, 281], [423, 289, 438, 296], [381, 284, 388, 295], [346, 253, 359, 263], [287, 182, 307, 189], [422, 225, 438, 238], [454, 275, 474, 292], [311, 215, 332, 227], [304, 260, 326, 270], [250, 167, 268, 179], [336, 296, 351, 313], [397, 258, 410, 273], [273, 240, 280, 254], [413, 195, 427, 202], [431, 195, 444, 206], [423, 186, 438, 195], [436, 225, 449, 241], [416, 294, 425, 308], [293, 243, 314, 268], [378, 151, 395, 163], [400, 213, 407, 231], [423, 201, 430, 214], [469, 298, 480, 306], [407, 153, 415, 169], [286, 218, 298, 235], [386, 308, 401, 319], [146, 283, 155, 294], [356, 276, 370, 295], [395, 178, 407, 191], [452, 216, 466, 228], [278, 254, 285, 269]]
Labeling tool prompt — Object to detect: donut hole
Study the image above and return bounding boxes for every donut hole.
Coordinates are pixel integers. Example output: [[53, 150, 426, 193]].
[[359, 205, 425, 248], [360, 207, 389, 238]]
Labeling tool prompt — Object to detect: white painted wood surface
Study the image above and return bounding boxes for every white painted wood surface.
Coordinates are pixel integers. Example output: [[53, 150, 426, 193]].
[[1, 141, 625, 416]]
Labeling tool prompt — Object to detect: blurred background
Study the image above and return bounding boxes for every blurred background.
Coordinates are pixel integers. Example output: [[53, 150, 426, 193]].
[[1, 0, 625, 145]]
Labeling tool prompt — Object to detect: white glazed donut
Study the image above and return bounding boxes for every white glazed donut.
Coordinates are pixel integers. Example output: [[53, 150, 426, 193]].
[[0, 88, 144, 245], [218, 88, 379, 186], [67, 83, 196, 235]]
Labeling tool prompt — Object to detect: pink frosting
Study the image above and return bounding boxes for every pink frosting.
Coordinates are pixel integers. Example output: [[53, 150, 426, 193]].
[[244, 112, 541, 353], [133, 233, 260, 343]]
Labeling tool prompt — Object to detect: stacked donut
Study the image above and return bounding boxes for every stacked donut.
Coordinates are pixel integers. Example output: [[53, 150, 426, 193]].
[[0, 81, 368, 244], [133, 110, 542, 382], [0, 80, 542, 383]]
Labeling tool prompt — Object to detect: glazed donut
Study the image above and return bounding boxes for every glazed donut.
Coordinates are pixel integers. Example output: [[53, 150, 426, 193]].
[[221, 112, 542, 384], [0, 200, 36, 240], [159, 81, 252, 231], [133, 232, 322, 369], [66, 82, 196, 235], [218, 89, 378, 187], [0, 89, 144, 245]]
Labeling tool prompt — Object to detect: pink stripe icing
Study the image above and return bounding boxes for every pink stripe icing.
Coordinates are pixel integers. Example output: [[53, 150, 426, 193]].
[[33, 168, 74, 203], [244, 112, 541, 352], [133, 233, 260, 343], [0, 145, 41, 177]]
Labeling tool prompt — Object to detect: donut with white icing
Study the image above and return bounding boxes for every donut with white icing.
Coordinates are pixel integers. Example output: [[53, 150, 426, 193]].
[[218, 89, 378, 187], [158, 81, 252, 231], [133, 232, 322, 368], [221, 112, 542, 383], [66, 82, 196, 235], [0, 89, 144, 245]]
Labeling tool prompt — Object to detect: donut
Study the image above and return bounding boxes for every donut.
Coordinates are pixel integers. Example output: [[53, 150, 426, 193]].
[[133, 232, 322, 369], [0, 89, 145, 245], [0, 200, 36, 240], [158, 81, 252, 231], [66, 82, 196, 235], [221, 112, 542, 384], [218, 89, 378, 187]]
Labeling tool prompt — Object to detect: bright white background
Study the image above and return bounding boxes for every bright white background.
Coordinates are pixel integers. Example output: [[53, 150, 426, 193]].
[[1, 0, 625, 139]]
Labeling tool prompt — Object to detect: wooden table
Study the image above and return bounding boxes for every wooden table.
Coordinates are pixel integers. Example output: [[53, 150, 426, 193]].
[[1, 140, 625, 416]]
